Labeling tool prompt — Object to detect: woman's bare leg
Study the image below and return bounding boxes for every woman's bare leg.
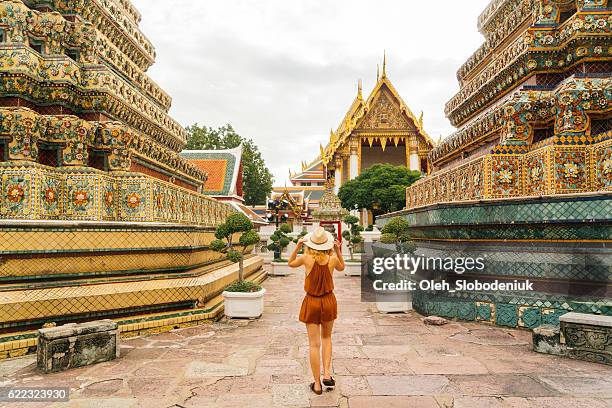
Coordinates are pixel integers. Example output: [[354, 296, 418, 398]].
[[306, 323, 322, 391], [321, 320, 334, 380]]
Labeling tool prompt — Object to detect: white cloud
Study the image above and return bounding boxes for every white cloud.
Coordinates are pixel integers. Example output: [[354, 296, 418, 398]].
[[132, 0, 491, 184]]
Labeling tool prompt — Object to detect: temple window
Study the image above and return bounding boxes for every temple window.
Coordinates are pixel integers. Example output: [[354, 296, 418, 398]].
[[0, 140, 5, 162], [28, 37, 44, 54], [66, 49, 80, 63], [88, 149, 108, 171], [533, 126, 555, 144], [0, 28, 5, 43], [558, 5, 577, 25], [38, 143, 60, 167], [591, 117, 612, 137], [302, 182, 311, 186]]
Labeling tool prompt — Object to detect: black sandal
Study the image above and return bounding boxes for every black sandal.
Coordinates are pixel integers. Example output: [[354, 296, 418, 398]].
[[322, 376, 335, 387], [310, 382, 323, 395]]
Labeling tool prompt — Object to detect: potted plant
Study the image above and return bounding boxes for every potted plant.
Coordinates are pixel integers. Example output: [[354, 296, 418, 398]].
[[376, 216, 416, 313], [211, 213, 264, 318], [342, 215, 364, 276], [267, 223, 293, 276]]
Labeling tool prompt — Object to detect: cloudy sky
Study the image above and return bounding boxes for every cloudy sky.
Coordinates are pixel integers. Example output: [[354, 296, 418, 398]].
[[132, 0, 491, 184]]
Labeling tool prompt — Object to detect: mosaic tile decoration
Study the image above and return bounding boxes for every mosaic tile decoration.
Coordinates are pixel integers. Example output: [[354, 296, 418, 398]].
[[0, 162, 233, 225], [409, 133, 612, 209]]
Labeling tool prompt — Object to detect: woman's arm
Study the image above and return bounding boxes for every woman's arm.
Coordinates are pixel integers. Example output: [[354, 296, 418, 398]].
[[288, 238, 305, 268], [333, 240, 345, 271]]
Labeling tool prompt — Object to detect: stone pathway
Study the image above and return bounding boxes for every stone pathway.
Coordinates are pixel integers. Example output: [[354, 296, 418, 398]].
[[1, 270, 611, 408]]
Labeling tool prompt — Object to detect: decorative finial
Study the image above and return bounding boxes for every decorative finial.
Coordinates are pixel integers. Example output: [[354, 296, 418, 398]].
[[382, 50, 387, 78], [419, 111, 424, 127], [357, 79, 362, 99], [376, 64, 379, 81]]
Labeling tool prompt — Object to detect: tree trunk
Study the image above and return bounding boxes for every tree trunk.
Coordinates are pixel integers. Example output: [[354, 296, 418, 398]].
[[238, 255, 244, 282]]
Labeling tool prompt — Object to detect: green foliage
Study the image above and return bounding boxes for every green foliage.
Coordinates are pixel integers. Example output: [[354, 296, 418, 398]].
[[365, 224, 374, 232], [239, 229, 260, 247], [380, 216, 410, 241], [185, 123, 273, 205], [210, 238, 226, 252], [380, 216, 415, 254], [227, 249, 242, 263], [267, 224, 292, 260], [279, 223, 292, 234], [344, 215, 359, 225], [338, 164, 420, 218], [210, 212, 260, 282], [342, 214, 363, 260], [225, 212, 254, 234], [379, 233, 397, 244], [225, 280, 262, 293]]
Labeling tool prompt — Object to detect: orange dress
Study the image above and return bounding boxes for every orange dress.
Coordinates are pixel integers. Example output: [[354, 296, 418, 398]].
[[299, 261, 337, 324]]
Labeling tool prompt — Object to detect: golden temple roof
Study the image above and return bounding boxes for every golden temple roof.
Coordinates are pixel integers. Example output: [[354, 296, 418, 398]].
[[319, 56, 434, 165]]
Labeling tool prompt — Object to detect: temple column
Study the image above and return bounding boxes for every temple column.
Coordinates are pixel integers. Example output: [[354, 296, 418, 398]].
[[349, 138, 360, 180], [408, 135, 420, 172], [334, 156, 342, 194]]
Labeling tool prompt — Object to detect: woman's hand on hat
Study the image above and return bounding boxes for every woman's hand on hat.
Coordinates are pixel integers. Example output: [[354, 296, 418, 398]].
[[296, 238, 304, 249], [333, 240, 341, 253]]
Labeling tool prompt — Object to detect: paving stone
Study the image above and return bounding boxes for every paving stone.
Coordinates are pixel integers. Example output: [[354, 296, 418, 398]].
[[448, 374, 556, 397], [337, 376, 372, 396], [216, 393, 274, 407], [503, 396, 612, 408], [271, 383, 310, 407], [78, 378, 124, 398], [452, 396, 508, 407], [255, 358, 304, 375], [361, 345, 418, 360], [536, 376, 612, 398], [406, 355, 489, 375], [185, 361, 248, 378], [367, 375, 450, 395], [348, 396, 440, 408]]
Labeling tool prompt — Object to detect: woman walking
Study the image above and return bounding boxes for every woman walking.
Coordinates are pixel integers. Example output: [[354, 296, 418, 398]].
[[288, 227, 345, 394]]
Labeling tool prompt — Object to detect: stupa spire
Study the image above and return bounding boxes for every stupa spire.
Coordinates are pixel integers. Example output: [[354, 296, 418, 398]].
[[382, 50, 387, 78]]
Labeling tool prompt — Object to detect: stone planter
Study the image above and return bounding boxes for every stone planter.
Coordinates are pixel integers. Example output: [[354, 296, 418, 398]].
[[223, 288, 266, 319], [361, 230, 381, 243], [268, 261, 293, 276], [344, 261, 363, 276]]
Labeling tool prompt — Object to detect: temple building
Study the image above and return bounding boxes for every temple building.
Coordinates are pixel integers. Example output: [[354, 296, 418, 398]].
[[181, 146, 267, 227], [0, 0, 263, 356], [262, 60, 434, 225], [320, 58, 434, 194], [379, 0, 611, 333]]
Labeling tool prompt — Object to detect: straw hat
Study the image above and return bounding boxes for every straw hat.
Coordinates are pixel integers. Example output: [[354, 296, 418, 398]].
[[303, 227, 335, 251]]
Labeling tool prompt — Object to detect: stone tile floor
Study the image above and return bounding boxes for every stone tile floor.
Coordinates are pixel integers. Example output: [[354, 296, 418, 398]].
[[1, 271, 611, 408]]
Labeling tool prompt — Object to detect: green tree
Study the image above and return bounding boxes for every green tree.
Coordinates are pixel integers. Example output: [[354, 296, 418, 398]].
[[342, 215, 363, 261], [185, 124, 273, 205], [210, 212, 261, 286], [338, 164, 420, 219], [267, 223, 292, 261]]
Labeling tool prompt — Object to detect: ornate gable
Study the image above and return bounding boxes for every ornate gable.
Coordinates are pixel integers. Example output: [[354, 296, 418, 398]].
[[357, 87, 411, 131]]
